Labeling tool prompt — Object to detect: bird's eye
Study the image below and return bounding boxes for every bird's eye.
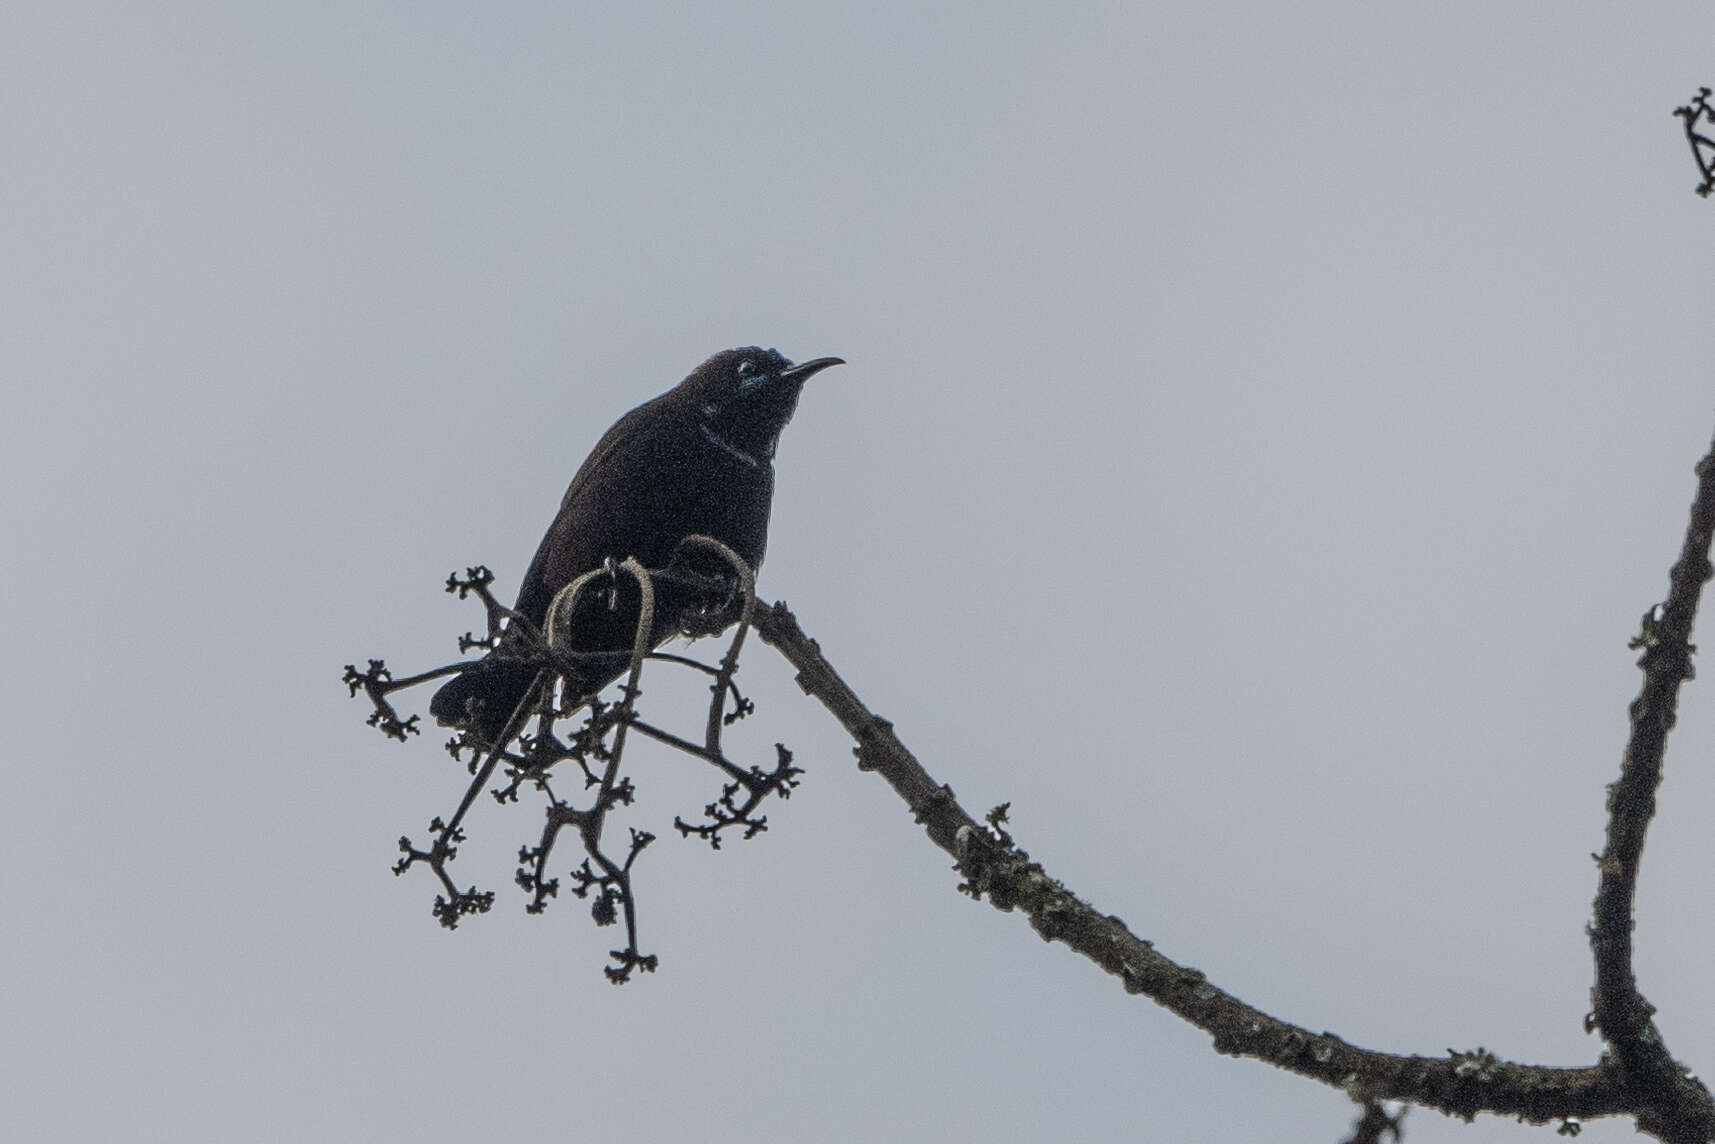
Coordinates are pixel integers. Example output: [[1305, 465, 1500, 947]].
[[736, 359, 756, 377], [702, 401, 720, 417]]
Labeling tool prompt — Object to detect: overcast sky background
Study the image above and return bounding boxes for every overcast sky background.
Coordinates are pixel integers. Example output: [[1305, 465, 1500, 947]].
[[6, 4, 1715, 1142]]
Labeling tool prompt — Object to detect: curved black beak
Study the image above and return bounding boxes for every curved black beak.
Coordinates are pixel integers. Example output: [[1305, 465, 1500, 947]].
[[778, 356, 845, 383]]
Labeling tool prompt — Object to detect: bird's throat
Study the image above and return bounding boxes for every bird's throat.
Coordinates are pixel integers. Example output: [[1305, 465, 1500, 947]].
[[699, 422, 763, 468]]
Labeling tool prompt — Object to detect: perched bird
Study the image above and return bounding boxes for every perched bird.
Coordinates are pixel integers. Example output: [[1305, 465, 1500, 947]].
[[429, 346, 843, 742]]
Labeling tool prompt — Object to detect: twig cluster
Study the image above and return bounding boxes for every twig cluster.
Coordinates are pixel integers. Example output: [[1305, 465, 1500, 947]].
[[344, 536, 800, 983], [1674, 88, 1715, 198]]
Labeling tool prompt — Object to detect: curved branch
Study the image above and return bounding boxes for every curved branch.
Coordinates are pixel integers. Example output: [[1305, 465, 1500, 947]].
[[752, 583, 1704, 1135]]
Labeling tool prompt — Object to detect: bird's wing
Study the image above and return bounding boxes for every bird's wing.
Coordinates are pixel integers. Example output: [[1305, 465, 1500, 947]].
[[512, 392, 685, 623]]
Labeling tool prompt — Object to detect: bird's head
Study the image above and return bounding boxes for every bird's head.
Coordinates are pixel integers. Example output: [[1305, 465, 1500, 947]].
[[680, 347, 844, 464]]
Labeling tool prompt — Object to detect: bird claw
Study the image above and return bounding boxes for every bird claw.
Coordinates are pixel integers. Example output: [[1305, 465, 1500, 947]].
[[677, 587, 744, 639]]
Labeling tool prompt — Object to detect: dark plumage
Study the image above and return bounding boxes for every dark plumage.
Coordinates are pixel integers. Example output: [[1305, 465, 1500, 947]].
[[429, 346, 843, 742]]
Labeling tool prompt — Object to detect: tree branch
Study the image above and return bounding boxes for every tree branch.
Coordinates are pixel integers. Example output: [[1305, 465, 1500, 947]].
[[757, 430, 1715, 1144], [1584, 430, 1715, 1142]]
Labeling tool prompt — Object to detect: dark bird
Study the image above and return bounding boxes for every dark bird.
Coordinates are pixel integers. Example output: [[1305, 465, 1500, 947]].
[[429, 346, 844, 742]]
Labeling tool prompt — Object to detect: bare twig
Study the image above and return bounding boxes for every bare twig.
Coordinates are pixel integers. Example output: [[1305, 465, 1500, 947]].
[[1673, 88, 1715, 198], [1339, 1100, 1405, 1144]]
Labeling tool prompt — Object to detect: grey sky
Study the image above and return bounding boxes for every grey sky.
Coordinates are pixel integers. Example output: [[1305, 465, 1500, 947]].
[[5, 3, 1715, 1141]]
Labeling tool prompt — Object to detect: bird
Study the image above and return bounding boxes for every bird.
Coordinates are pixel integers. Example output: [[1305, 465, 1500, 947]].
[[429, 346, 844, 743]]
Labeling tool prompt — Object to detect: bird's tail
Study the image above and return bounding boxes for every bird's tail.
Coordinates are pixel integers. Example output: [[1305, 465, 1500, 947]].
[[428, 655, 543, 745]]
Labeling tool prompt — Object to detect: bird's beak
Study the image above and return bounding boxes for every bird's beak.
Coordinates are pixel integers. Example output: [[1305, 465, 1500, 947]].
[[777, 356, 845, 383]]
